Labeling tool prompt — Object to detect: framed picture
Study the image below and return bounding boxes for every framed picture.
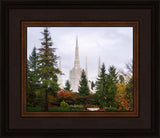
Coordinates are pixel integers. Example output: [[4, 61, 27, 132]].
[[0, 0, 159, 137], [21, 21, 139, 117]]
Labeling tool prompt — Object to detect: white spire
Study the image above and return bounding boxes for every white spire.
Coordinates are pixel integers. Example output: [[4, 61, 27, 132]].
[[98, 56, 101, 76], [59, 58, 62, 70], [85, 56, 88, 80], [58, 58, 63, 89], [74, 36, 80, 68]]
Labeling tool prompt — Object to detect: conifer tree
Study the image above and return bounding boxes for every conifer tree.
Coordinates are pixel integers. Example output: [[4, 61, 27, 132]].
[[37, 27, 60, 111], [96, 63, 107, 108], [119, 75, 125, 84], [91, 81, 95, 90], [78, 69, 90, 96], [27, 59, 36, 107], [27, 47, 39, 107], [28, 47, 39, 89], [64, 80, 71, 91], [29, 47, 38, 70], [105, 66, 118, 107]]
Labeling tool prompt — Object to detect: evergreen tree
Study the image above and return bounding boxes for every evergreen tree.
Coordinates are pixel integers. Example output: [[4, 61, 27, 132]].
[[96, 63, 107, 108], [64, 80, 71, 91], [105, 66, 118, 107], [29, 47, 38, 70], [78, 69, 90, 96], [27, 47, 39, 107], [28, 47, 39, 89], [27, 59, 36, 107], [91, 81, 95, 90], [37, 27, 60, 111], [119, 75, 125, 84]]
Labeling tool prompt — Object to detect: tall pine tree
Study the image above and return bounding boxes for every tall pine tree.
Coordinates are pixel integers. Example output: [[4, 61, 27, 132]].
[[64, 80, 71, 91], [37, 27, 60, 111], [27, 47, 39, 108], [96, 63, 107, 108], [105, 66, 118, 107], [29, 47, 38, 71], [27, 58, 36, 108], [78, 70, 90, 96], [28, 47, 39, 89]]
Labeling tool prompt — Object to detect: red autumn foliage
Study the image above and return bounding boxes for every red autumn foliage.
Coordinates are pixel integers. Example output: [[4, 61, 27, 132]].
[[58, 90, 71, 98], [57, 90, 79, 105]]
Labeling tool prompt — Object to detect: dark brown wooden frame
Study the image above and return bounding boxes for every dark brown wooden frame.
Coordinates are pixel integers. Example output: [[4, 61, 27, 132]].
[[1, 0, 159, 137], [21, 21, 139, 117]]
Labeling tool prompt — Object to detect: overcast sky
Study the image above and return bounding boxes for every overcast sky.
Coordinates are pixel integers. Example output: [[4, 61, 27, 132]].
[[27, 27, 133, 85]]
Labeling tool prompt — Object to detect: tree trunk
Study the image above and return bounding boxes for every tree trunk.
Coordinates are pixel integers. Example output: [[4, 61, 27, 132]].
[[44, 58, 48, 112], [44, 87, 48, 112], [44, 67, 48, 112]]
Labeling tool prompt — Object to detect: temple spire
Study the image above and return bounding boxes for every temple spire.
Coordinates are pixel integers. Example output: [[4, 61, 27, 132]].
[[98, 56, 101, 76], [85, 56, 88, 80], [74, 36, 80, 68]]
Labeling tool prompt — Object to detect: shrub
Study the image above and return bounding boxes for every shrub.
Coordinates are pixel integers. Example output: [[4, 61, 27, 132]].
[[88, 105, 98, 108], [58, 90, 79, 105], [60, 100, 69, 111], [76, 94, 97, 105], [48, 107, 70, 112], [69, 105, 84, 111], [104, 107, 118, 112]]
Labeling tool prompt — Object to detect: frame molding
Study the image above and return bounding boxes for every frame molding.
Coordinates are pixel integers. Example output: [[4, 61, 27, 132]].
[[0, 0, 159, 137]]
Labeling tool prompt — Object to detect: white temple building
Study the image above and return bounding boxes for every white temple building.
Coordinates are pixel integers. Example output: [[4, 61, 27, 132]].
[[58, 36, 101, 93]]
